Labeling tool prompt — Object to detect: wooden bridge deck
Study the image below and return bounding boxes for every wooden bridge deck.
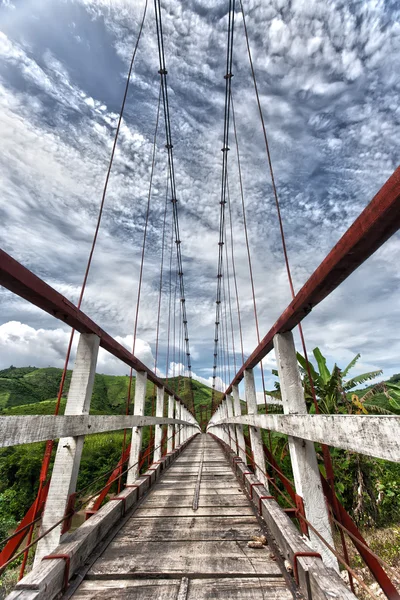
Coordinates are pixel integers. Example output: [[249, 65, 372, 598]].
[[70, 434, 293, 599]]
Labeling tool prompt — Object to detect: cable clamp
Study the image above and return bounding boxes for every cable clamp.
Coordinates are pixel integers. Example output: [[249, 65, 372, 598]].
[[293, 552, 322, 584], [42, 554, 70, 591], [224, 72, 233, 79], [243, 471, 253, 482], [258, 495, 274, 513], [250, 482, 264, 499], [158, 68, 168, 75], [165, 143, 173, 150], [221, 146, 230, 152]]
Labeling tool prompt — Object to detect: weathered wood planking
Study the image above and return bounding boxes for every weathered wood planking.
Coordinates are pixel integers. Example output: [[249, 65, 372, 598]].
[[114, 516, 263, 542], [0, 415, 191, 448], [70, 435, 289, 599], [212, 413, 400, 462], [87, 539, 282, 577], [72, 577, 292, 599]]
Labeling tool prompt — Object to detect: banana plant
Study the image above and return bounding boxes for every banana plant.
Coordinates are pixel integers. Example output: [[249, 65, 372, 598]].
[[268, 347, 389, 415], [385, 382, 400, 411], [297, 348, 392, 414]]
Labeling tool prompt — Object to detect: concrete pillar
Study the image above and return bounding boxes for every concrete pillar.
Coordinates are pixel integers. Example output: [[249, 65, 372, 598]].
[[221, 399, 230, 446], [274, 331, 338, 571], [226, 395, 237, 452], [175, 401, 181, 446], [34, 333, 100, 566], [126, 371, 147, 485], [232, 384, 246, 463], [167, 395, 174, 452], [153, 386, 164, 462], [244, 369, 269, 490]]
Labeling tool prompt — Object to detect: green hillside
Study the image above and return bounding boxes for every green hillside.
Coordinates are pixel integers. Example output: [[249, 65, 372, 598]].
[[0, 366, 221, 423]]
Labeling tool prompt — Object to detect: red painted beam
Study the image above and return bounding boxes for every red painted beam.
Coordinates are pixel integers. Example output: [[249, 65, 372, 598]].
[[226, 167, 400, 393], [0, 250, 187, 408], [0, 481, 49, 567]]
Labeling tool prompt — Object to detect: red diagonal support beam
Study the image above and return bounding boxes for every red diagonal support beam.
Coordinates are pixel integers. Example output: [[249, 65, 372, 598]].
[[227, 167, 400, 393], [0, 250, 189, 410], [0, 481, 49, 567]]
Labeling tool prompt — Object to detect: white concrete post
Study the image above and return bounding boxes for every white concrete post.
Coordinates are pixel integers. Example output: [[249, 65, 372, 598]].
[[167, 395, 174, 452], [221, 399, 230, 446], [176, 401, 181, 446], [126, 371, 147, 485], [34, 333, 100, 566], [153, 386, 164, 462], [232, 384, 246, 463], [273, 331, 338, 571], [226, 395, 237, 452], [181, 405, 187, 442], [244, 369, 269, 490]]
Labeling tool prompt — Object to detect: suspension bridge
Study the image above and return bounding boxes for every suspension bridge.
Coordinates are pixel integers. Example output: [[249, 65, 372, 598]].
[[1, 0, 400, 599]]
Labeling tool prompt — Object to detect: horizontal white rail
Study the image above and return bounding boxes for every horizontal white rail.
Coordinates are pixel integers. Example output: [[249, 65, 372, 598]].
[[208, 413, 400, 462], [0, 415, 200, 448]]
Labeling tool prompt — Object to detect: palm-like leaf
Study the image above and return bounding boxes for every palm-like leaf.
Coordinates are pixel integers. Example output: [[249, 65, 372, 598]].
[[296, 352, 320, 385], [313, 347, 331, 384], [343, 370, 383, 391], [342, 353, 360, 378]]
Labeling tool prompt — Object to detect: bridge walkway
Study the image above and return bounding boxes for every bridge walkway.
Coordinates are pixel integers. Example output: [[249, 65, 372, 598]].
[[69, 434, 294, 599]]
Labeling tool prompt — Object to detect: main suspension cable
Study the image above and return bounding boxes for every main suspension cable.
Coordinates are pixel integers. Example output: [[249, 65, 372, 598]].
[[154, 0, 195, 415], [211, 0, 236, 410]]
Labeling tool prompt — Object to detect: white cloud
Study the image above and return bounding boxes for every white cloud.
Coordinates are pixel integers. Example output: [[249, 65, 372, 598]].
[[0, 0, 399, 404]]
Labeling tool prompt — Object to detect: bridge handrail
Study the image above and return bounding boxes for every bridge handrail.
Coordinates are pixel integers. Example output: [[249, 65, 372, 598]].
[[208, 413, 400, 463], [0, 248, 190, 410], [225, 166, 400, 393]]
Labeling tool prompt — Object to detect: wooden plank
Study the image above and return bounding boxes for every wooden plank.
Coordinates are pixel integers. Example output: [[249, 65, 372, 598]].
[[132, 506, 255, 517], [113, 516, 263, 542], [187, 578, 292, 600], [87, 540, 282, 577], [226, 167, 400, 390], [72, 578, 292, 600], [143, 495, 250, 507], [0, 415, 191, 448], [214, 413, 400, 462], [70, 579, 180, 599]]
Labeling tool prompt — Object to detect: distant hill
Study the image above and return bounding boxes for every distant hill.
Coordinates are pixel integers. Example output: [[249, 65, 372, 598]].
[[0, 366, 222, 426]]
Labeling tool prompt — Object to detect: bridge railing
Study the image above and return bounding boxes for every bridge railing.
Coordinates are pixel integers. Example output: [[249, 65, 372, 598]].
[[207, 167, 400, 599], [0, 252, 200, 571]]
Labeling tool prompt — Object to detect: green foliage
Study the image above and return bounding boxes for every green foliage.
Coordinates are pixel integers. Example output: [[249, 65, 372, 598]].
[[386, 382, 400, 411]]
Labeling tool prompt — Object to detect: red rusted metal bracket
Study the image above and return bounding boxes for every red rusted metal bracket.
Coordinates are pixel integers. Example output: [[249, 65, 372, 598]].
[[61, 493, 76, 535], [295, 494, 309, 536], [42, 553, 71, 591], [258, 495, 274, 513], [242, 471, 253, 482], [0, 480, 50, 567], [292, 552, 322, 585], [250, 482, 264, 499]]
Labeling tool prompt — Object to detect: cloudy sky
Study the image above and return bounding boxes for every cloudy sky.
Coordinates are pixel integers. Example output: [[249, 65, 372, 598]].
[[0, 0, 399, 396]]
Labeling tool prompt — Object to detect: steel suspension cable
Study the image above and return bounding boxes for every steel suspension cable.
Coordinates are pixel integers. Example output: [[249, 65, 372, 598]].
[[154, 0, 195, 415], [230, 91, 271, 417], [226, 176, 245, 364], [212, 0, 236, 409], [121, 81, 162, 486]]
